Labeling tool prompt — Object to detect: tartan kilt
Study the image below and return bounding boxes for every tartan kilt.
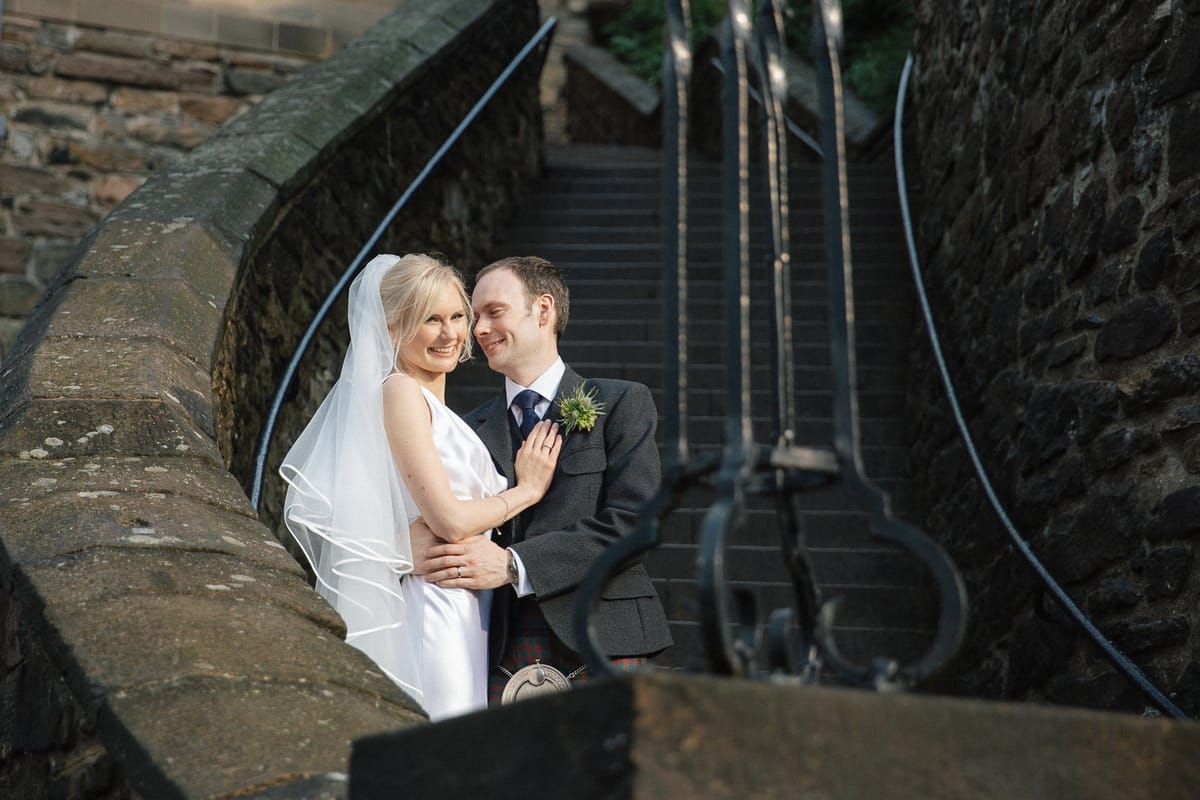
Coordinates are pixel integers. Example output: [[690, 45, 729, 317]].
[[488, 599, 647, 705]]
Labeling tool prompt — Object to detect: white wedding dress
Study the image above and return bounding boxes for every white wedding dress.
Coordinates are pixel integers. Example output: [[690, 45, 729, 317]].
[[395, 382, 506, 720], [280, 254, 506, 722]]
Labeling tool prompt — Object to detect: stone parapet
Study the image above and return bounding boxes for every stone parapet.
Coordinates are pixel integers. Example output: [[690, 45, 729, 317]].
[[353, 671, 1200, 797], [0, 0, 544, 796]]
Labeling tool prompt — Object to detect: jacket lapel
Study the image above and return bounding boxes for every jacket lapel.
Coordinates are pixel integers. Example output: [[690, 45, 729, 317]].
[[470, 396, 516, 485]]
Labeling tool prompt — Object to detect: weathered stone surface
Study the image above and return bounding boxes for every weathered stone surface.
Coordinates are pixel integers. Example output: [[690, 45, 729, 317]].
[[225, 68, 286, 96], [179, 93, 241, 124], [1088, 426, 1156, 471], [0, 278, 41, 317], [35, 585, 369, 691], [1040, 491, 1138, 583], [0, 163, 74, 196], [362, 673, 1200, 798], [74, 29, 156, 59], [1087, 574, 1141, 614], [1168, 96, 1200, 184], [1132, 545, 1192, 600], [93, 174, 144, 207], [23, 546, 337, 634], [1093, 294, 1175, 362], [0, 479, 276, 565], [39, 276, 223, 367], [111, 678, 420, 799], [1156, 485, 1200, 538], [63, 139, 155, 172], [1102, 615, 1190, 653], [1134, 228, 1176, 289], [1127, 353, 1200, 412], [1021, 380, 1121, 467], [109, 87, 178, 114], [0, 238, 30, 275], [54, 52, 217, 93], [74, 220, 236, 301], [12, 200, 99, 238]]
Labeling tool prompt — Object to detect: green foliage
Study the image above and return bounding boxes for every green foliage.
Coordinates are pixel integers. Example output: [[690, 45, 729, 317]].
[[603, 0, 913, 114], [604, 0, 727, 86]]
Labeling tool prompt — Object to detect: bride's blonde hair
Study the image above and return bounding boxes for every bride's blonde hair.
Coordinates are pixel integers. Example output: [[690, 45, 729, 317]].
[[379, 253, 473, 365]]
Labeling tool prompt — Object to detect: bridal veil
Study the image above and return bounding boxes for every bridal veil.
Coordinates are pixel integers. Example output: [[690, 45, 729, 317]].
[[279, 253, 424, 702]]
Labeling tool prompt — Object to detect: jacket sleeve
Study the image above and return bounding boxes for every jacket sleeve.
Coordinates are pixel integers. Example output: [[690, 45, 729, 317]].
[[510, 380, 660, 600]]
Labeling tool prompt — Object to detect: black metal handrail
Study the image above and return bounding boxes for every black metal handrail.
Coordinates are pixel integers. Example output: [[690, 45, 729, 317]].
[[249, 16, 558, 511], [892, 54, 1187, 719], [576, 0, 966, 689]]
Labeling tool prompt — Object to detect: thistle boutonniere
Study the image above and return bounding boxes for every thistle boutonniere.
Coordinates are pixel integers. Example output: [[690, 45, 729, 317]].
[[557, 382, 606, 435]]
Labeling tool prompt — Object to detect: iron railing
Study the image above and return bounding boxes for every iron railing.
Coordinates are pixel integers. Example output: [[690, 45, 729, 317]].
[[248, 16, 558, 511], [576, 0, 968, 689]]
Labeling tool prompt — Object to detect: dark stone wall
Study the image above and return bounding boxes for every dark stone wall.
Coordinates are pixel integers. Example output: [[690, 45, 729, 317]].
[[213, 0, 545, 543], [908, 0, 1200, 712]]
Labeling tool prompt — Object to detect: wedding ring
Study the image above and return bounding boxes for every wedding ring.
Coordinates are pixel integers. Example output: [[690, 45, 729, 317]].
[[456, 566, 462, 578]]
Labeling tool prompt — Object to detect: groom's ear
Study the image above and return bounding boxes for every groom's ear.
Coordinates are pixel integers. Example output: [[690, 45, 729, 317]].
[[535, 293, 555, 329]]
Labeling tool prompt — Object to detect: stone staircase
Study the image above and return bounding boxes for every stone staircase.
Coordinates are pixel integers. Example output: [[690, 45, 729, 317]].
[[447, 143, 936, 672]]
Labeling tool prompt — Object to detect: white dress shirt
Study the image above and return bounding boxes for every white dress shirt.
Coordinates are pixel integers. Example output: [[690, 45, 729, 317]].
[[503, 357, 566, 597]]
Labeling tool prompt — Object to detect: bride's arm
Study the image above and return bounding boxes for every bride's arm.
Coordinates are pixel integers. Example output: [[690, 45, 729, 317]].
[[381, 374, 559, 543]]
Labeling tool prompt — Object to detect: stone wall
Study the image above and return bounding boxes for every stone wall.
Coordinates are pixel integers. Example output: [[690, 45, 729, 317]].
[[0, 12, 312, 361], [0, 1, 544, 796], [908, 0, 1200, 712]]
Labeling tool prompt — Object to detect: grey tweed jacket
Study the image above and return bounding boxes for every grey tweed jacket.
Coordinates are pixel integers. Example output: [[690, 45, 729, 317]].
[[466, 365, 673, 663]]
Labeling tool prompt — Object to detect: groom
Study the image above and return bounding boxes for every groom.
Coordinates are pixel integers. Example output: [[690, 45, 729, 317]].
[[424, 255, 671, 702]]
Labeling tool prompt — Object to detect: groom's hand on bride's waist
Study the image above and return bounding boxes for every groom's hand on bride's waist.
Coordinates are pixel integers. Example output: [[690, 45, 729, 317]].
[[424, 535, 510, 590], [410, 517, 457, 576]]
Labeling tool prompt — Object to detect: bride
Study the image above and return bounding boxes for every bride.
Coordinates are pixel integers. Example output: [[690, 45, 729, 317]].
[[280, 253, 561, 720]]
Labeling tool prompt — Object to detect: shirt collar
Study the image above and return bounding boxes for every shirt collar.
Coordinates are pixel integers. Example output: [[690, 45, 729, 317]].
[[505, 357, 566, 408]]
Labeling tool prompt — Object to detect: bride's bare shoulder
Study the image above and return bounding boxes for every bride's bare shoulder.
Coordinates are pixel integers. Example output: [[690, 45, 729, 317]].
[[381, 371, 421, 402]]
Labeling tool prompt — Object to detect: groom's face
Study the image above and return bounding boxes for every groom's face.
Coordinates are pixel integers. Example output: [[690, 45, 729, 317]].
[[471, 268, 545, 379]]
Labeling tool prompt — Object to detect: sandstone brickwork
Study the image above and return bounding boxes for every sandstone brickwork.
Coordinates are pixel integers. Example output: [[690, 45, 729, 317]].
[[909, 0, 1200, 713], [0, 13, 310, 361]]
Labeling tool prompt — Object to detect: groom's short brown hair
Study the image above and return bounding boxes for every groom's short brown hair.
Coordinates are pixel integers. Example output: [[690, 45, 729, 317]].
[[476, 256, 571, 338]]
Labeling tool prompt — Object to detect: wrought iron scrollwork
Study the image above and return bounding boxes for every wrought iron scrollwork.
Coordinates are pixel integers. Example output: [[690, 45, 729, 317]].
[[574, 0, 968, 691]]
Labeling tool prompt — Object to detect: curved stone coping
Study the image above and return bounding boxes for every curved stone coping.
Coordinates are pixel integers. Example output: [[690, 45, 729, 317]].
[[0, 1, 542, 796]]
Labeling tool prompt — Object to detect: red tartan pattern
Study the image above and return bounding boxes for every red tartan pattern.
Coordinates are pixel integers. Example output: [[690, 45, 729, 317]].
[[488, 600, 647, 705]]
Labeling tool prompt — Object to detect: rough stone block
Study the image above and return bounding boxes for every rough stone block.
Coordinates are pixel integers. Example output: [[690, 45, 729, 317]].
[[37, 276, 222, 367], [0, 163, 73, 197], [0, 481, 280, 567], [110, 167, 279, 250], [23, 544, 336, 634], [0, 278, 41, 317], [109, 86, 180, 114], [179, 94, 242, 124], [220, 87, 361, 154], [31, 583, 374, 692], [0, 237, 31, 275], [173, 129, 320, 195], [0, 399, 221, 469], [108, 678, 422, 799], [355, 673, 1200, 798], [12, 200, 99, 238], [73, 221, 236, 302]]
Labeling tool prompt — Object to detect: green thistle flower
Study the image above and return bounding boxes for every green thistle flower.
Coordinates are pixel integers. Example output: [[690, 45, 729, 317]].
[[557, 383, 606, 435]]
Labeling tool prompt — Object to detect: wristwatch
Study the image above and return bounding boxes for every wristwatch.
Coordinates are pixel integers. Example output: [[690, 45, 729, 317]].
[[506, 548, 519, 586]]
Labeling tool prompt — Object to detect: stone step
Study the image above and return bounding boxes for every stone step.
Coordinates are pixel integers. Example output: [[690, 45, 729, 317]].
[[457, 143, 927, 664]]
